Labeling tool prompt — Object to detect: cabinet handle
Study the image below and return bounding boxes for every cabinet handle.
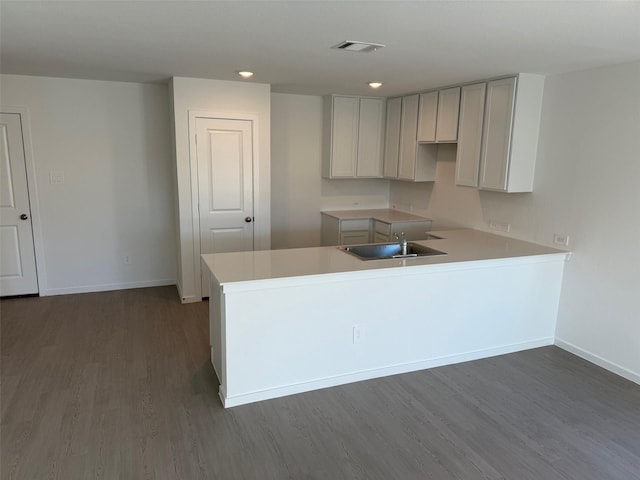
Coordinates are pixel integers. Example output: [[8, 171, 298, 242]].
[[245, 217, 253, 223]]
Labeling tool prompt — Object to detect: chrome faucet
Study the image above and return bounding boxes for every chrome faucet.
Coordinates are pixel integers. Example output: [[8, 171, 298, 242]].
[[393, 232, 408, 255]]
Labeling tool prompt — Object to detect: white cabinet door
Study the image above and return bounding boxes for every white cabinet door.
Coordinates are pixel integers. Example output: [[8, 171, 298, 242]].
[[417, 91, 438, 142], [455, 83, 486, 187], [340, 231, 370, 245], [0, 113, 38, 296], [398, 94, 419, 180], [356, 97, 385, 177], [479, 75, 544, 192], [322, 217, 371, 246], [436, 87, 461, 142], [329, 96, 359, 178], [373, 233, 390, 243], [197, 117, 254, 297], [339, 218, 371, 245], [383, 97, 401, 178], [373, 220, 391, 242], [324, 95, 385, 179], [479, 77, 515, 191], [397, 94, 437, 182]]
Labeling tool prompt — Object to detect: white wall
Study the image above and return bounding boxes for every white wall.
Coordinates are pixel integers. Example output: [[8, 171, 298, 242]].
[[0, 75, 176, 295], [389, 144, 539, 238], [170, 77, 271, 302], [271, 93, 390, 249], [390, 61, 640, 382], [544, 62, 640, 383]]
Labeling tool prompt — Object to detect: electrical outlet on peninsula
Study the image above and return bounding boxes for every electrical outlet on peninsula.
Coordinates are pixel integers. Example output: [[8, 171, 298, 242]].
[[352, 325, 362, 344]]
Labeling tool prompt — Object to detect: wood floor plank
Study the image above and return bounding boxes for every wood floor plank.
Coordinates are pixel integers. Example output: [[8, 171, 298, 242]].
[[2, 286, 639, 479]]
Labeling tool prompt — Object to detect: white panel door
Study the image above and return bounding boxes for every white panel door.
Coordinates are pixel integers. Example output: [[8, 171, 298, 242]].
[[197, 117, 254, 297], [0, 113, 38, 296]]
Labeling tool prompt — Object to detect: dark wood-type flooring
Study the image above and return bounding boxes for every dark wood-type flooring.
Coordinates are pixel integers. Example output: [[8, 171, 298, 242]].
[[1, 286, 639, 479]]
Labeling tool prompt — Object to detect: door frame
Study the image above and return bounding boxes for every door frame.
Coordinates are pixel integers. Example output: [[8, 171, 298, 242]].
[[1, 106, 47, 295], [188, 110, 260, 299]]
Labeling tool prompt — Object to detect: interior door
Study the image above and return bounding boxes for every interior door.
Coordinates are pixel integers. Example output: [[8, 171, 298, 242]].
[[196, 117, 254, 297], [0, 113, 38, 296]]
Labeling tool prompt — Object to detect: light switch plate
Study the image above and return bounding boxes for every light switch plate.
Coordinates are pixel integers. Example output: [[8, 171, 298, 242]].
[[49, 172, 64, 185], [489, 221, 511, 233]]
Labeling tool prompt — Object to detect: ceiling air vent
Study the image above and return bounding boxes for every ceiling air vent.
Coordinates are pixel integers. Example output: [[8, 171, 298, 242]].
[[333, 41, 385, 53]]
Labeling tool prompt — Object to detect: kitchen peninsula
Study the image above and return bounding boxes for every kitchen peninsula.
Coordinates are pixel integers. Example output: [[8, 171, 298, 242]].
[[202, 229, 569, 407]]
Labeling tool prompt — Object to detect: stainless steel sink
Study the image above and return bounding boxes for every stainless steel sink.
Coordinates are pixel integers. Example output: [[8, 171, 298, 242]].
[[340, 242, 447, 260]]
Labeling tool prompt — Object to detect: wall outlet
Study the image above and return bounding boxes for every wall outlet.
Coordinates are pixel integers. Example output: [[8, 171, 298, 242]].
[[352, 325, 362, 344], [489, 221, 511, 233], [553, 234, 570, 246], [123, 255, 131, 265]]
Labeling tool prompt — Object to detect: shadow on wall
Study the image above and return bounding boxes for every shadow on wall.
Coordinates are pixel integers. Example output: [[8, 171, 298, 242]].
[[390, 143, 536, 236], [320, 178, 390, 211]]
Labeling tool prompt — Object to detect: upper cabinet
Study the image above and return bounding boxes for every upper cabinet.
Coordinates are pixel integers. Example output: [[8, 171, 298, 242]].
[[417, 91, 438, 142], [479, 75, 544, 192], [323, 95, 386, 179], [435, 87, 461, 143], [417, 87, 460, 143], [383, 97, 402, 178], [395, 94, 437, 182], [455, 83, 487, 187], [398, 94, 420, 179], [328, 73, 543, 190]]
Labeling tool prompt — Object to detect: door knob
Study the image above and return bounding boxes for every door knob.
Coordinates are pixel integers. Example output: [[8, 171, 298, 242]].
[[20, 214, 28, 220], [245, 217, 253, 223]]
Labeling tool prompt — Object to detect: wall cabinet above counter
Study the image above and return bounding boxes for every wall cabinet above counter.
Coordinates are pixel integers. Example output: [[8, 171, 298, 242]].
[[417, 87, 461, 143], [384, 94, 437, 182], [455, 75, 545, 192], [322, 95, 386, 179], [383, 87, 461, 183], [324, 73, 545, 192]]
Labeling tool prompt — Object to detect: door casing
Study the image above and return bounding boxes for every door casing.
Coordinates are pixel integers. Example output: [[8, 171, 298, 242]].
[[188, 111, 260, 300], [0, 106, 46, 296]]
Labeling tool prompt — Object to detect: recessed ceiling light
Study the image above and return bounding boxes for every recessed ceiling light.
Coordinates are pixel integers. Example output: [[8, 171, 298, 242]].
[[369, 82, 383, 89], [238, 71, 254, 78]]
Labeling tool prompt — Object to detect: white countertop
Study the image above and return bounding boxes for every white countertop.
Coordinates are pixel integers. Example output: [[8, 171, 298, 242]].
[[321, 208, 431, 223], [202, 229, 569, 288]]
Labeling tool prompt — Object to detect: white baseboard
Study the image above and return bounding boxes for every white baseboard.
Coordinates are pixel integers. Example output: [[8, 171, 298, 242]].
[[221, 337, 554, 408], [555, 338, 640, 385], [180, 295, 203, 304], [175, 280, 203, 304], [42, 279, 176, 296]]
